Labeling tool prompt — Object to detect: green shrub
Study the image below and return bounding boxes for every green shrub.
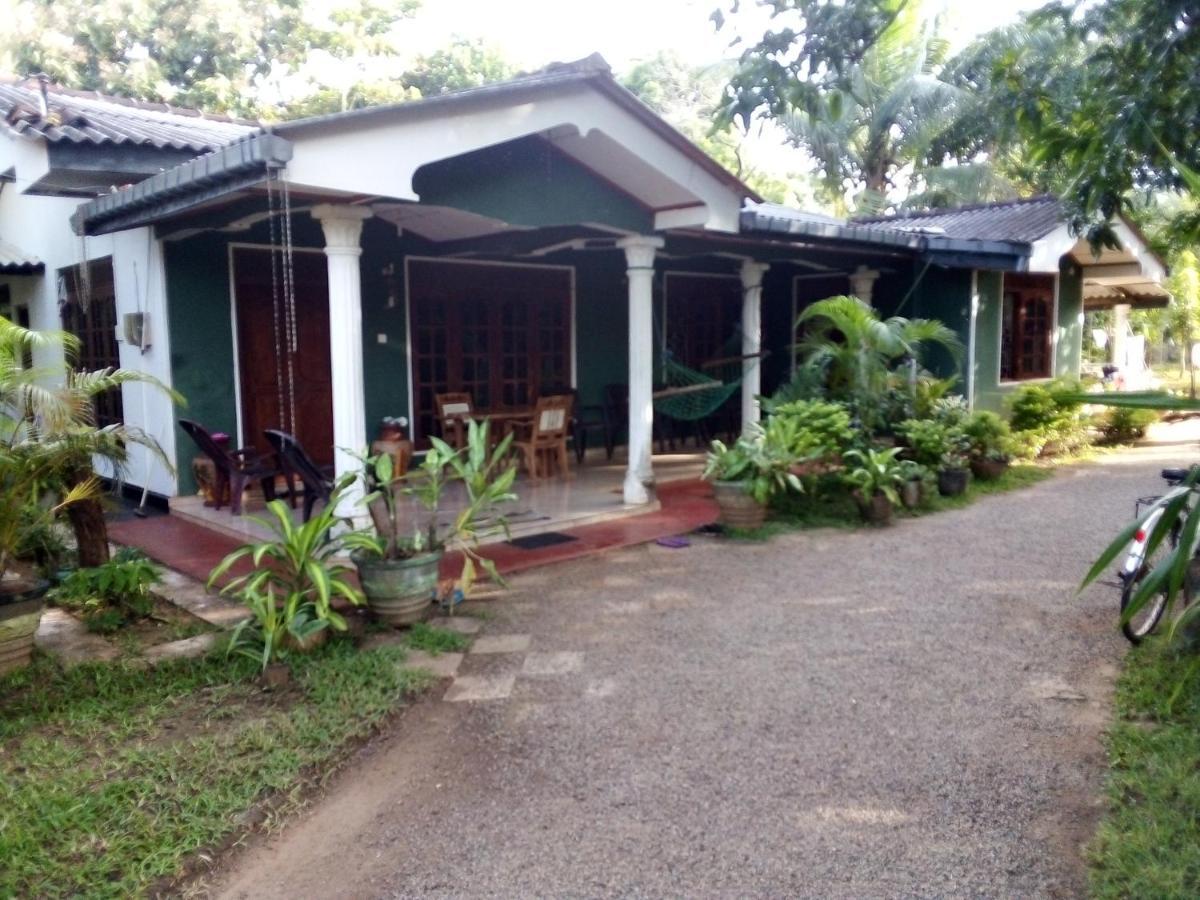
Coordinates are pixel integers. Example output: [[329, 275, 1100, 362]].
[[1008, 383, 1061, 433], [962, 410, 1014, 461], [897, 418, 969, 470], [49, 551, 161, 633], [1007, 379, 1092, 455], [703, 422, 804, 505], [767, 399, 854, 460], [1099, 406, 1158, 444]]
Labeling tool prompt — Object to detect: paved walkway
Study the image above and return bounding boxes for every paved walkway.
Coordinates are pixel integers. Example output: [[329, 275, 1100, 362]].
[[209, 440, 1193, 899]]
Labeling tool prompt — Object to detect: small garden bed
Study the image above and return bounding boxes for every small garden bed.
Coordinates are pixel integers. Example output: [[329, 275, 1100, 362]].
[[0, 639, 438, 898], [1089, 639, 1200, 898]]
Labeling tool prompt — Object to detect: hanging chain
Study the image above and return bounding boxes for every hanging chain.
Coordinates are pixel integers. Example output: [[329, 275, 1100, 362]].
[[265, 169, 287, 433], [281, 174, 299, 435]]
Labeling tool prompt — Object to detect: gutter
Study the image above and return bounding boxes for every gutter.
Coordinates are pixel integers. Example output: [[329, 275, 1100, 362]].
[[71, 132, 292, 236]]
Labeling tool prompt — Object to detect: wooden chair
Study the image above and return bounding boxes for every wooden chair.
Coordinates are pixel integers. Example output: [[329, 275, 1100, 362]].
[[510, 394, 573, 480], [541, 385, 613, 464], [435, 392, 474, 449], [264, 429, 335, 522], [179, 419, 280, 516]]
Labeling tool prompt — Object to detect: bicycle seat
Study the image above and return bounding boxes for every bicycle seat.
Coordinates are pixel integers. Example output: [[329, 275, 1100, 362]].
[[1162, 467, 1191, 483]]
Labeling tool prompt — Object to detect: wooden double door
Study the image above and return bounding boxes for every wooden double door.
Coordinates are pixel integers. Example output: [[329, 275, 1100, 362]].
[[233, 248, 334, 465], [409, 260, 572, 444]]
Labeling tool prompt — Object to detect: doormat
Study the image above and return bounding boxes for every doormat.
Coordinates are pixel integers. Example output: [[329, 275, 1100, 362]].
[[507, 532, 579, 550]]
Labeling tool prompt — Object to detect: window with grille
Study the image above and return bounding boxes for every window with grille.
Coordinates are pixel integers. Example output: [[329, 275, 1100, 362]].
[[59, 258, 124, 428], [1000, 274, 1054, 381]]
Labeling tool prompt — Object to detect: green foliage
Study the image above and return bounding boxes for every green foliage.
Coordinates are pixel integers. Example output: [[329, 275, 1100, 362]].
[[703, 422, 805, 506], [766, 399, 854, 461], [49, 551, 161, 633], [1090, 640, 1200, 898], [898, 418, 969, 470], [795, 295, 963, 433], [1099, 406, 1158, 445], [842, 447, 905, 505], [962, 410, 1014, 461], [404, 622, 469, 656], [209, 479, 377, 660], [362, 418, 517, 598], [0, 642, 431, 898], [1006, 379, 1091, 455]]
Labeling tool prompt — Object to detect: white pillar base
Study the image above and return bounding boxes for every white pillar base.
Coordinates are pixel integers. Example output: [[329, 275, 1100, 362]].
[[618, 235, 663, 505], [312, 203, 373, 524]]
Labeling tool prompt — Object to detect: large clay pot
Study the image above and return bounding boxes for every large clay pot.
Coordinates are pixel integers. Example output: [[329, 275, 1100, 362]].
[[938, 467, 970, 497], [711, 480, 767, 529], [970, 457, 1011, 481], [353, 550, 442, 626], [853, 490, 894, 526], [0, 578, 49, 676]]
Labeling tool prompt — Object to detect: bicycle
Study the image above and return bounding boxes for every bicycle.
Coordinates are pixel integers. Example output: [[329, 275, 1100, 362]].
[[1119, 466, 1197, 643]]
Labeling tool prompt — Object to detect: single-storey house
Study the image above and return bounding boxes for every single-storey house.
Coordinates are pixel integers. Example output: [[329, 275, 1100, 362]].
[[0, 56, 1167, 521]]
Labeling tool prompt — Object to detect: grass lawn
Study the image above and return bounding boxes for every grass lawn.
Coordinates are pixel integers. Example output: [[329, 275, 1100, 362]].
[[0, 639, 436, 898], [729, 463, 1055, 539], [1090, 639, 1200, 899]]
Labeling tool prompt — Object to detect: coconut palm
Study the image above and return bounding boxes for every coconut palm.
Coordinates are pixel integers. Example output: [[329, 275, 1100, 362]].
[[795, 295, 963, 431], [780, 4, 963, 213], [1, 315, 179, 568]]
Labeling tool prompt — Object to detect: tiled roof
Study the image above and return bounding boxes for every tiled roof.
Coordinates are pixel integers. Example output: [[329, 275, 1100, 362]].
[[855, 196, 1063, 244], [0, 237, 43, 273], [0, 78, 256, 153]]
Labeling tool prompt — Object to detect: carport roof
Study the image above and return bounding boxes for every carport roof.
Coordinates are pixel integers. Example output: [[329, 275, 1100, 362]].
[[0, 238, 43, 274]]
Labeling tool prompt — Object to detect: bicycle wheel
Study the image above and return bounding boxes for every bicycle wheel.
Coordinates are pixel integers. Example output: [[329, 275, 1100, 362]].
[[1120, 532, 1181, 643]]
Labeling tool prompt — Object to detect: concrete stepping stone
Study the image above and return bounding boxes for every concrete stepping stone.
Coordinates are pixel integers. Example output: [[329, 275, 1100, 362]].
[[154, 568, 249, 628], [143, 633, 220, 665], [443, 673, 516, 702], [521, 651, 584, 676], [469, 634, 531, 654], [404, 649, 463, 679], [35, 609, 120, 666]]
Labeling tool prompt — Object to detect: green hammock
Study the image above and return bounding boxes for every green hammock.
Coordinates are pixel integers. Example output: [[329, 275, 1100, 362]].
[[653, 349, 752, 421]]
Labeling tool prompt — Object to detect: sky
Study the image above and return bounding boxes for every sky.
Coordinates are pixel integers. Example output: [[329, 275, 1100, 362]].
[[400, 0, 1048, 71]]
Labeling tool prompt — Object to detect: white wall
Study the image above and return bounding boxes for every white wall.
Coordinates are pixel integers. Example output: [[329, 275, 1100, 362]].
[[0, 135, 179, 497]]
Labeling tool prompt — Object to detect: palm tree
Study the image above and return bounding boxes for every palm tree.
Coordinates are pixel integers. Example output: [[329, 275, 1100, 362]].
[[781, 5, 963, 213], [1, 315, 179, 568], [795, 295, 962, 431]]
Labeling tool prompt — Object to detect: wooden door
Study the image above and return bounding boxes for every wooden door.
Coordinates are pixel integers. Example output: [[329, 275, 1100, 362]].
[[664, 274, 742, 368], [408, 260, 572, 444], [233, 248, 334, 464]]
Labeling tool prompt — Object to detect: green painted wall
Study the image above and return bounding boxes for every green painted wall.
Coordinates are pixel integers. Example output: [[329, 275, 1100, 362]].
[[1057, 258, 1083, 378], [973, 270, 1006, 411], [165, 234, 237, 495], [413, 136, 654, 233]]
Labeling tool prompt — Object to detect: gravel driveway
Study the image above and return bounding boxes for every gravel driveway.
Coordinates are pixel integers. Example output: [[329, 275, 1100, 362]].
[[212, 439, 1194, 899]]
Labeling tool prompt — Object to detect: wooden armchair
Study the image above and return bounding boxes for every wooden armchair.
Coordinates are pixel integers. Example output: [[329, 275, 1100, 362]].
[[179, 419, 280, 516], [264, 429, 335, 523], [510, 394, 573, 480], [435, 392, 474, 449]]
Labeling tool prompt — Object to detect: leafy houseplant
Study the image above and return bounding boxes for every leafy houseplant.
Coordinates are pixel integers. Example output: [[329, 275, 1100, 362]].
[[962, 410, 1014, 480], [767, 399, 853, 480], [48, 549, 161, 634], [355, 419, 517, 626], [842, 447, 905, 525], [898, 459, 927, 510], [209, 477, 376, 665], [898, 417, 970, 496], [703, 421, 804, 529]]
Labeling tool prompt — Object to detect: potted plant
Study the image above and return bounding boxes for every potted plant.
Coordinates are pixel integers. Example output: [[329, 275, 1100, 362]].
[[209, 477, 377, 651], [898, 459, 926, 509], [963, 410, 1014, 480], [937, 449, 971, 496], [843, 447, 905, 525], [703, 420, 804, 529], [899, 417, 970, 497], [354, 419, 517, 626]]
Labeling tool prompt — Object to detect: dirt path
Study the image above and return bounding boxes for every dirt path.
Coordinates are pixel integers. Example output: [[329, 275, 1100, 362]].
[[207, 441, 1192, 899]]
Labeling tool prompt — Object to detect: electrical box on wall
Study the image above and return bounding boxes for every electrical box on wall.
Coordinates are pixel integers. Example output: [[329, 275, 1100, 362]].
[[122, 312, 150, 350]]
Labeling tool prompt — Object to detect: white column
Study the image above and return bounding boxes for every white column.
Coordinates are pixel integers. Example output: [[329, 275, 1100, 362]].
[[312, 203, 373, 520], [849, 265, 880, 305], [617, 236, 663, 505], [1112, 303, 1131, 371], [740, 260, 769, 434]]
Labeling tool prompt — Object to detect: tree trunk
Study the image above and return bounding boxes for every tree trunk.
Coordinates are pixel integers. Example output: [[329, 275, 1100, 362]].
[[67, 497, 110, 568]]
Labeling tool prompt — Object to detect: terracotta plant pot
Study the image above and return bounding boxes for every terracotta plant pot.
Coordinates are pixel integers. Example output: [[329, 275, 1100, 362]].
[[970, 457, 1010, 480], [853, 490, 894, 526], [937, 467, 970, 497], [900, 479, 923, 510], [353, 550, 442, 626], [282, 626, 328, 654], [261, 662, 291, 689], [0, 578, 50, 676], [711, 480, 768, 529]]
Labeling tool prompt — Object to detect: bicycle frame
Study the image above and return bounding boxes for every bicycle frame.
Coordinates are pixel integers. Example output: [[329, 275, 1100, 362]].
[[1122, 506, 1165, 580]]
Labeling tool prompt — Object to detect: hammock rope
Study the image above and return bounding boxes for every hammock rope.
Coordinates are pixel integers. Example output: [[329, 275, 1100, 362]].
[[653, 327, 764, 421]]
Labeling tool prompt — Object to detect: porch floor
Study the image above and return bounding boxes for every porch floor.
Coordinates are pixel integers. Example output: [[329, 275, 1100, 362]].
[[108, 451, 717, 585]]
